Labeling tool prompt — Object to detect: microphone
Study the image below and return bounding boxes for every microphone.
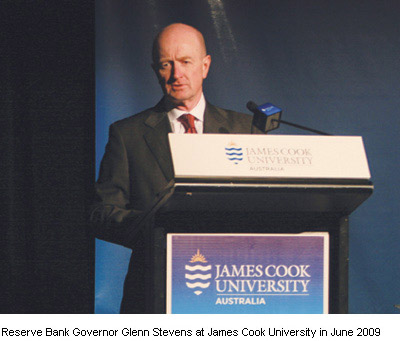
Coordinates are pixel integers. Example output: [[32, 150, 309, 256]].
[[247, 101, 282, 133], [247, 101, 331, 135]]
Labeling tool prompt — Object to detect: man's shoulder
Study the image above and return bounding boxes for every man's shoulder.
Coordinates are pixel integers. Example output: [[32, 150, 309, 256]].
[[211, 104, 252, 120], [110, 105, 163, 132]]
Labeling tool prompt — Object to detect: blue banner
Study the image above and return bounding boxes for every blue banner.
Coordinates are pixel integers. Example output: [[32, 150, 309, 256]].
[[167, 233, 329, 314]]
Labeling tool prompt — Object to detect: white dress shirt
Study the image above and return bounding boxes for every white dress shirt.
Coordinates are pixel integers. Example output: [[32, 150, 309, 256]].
[[167, 94, 206, 134]]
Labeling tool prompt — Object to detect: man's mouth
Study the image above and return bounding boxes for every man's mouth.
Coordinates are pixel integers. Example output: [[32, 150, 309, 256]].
[[171, 84, 187, 89]]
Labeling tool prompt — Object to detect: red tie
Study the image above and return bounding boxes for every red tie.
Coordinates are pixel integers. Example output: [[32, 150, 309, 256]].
[[178, 113, 197, 134]]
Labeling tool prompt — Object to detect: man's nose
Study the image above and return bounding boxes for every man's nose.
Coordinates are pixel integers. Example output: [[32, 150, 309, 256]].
[[171, 63, 183, 79]]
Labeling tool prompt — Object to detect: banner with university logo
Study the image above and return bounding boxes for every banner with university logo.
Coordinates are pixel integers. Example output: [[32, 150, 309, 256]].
[[166, 233, 329, 314]]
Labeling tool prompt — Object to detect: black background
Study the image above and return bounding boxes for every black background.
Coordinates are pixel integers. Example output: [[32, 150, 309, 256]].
[[1, 1, 95, 313]]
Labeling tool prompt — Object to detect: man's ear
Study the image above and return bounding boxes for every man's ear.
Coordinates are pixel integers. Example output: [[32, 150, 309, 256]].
[[202, 55, 211, 79]]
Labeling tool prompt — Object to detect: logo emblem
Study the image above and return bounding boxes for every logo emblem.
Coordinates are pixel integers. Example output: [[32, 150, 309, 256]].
[[225, 142, 243, 164], [185, 250, 212, 295], [261, 105, 274, 112]]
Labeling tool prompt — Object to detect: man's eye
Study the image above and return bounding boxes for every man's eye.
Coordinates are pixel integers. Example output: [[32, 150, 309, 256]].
[[160, 62, 170, 69]]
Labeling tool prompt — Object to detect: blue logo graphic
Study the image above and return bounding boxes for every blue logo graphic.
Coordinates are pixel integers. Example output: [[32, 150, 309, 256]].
[[258, 102, 282, 116], [225, 143, 243, 164], [185, 250, 212, 295]]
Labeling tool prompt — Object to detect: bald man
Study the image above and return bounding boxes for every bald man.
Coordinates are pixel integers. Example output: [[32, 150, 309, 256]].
[[152, 23, 211, 113], [91, 23, 260, 313]]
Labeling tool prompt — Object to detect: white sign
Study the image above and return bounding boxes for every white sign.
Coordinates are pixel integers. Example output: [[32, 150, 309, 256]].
[[169, 134, 371, 180]]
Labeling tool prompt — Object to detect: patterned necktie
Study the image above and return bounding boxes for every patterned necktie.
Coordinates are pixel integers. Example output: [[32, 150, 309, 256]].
[[178, 113, 197, 134]]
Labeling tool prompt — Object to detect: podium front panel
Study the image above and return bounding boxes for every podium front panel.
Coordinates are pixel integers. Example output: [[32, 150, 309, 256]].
[[166, 233, 329, 314]]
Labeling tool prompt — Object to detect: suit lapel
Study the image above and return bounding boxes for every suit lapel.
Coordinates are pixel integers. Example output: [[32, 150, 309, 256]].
[[142, 101, 229, 182], [203, 102, 230, 134], [143, 106, 174, 182]]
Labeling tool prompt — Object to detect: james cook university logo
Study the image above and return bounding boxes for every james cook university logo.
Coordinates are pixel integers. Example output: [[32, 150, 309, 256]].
[[225, 142, 243, 164], [185, 250, 212, 295]]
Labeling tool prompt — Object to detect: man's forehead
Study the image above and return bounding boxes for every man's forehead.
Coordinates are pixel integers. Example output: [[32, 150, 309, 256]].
[[158, 40, 201, 54], [155, 42, 204, 63], [153, 23, 207, 61]]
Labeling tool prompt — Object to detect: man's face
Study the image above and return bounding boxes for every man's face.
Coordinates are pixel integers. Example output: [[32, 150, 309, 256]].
[[152, 26, 211, 111]]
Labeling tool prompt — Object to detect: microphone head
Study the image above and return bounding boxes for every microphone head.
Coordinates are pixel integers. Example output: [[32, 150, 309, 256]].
[[246, 101, 259, 112], [248, 101, 282, 133]]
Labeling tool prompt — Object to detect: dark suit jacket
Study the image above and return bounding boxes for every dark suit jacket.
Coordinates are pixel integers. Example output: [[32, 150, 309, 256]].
[[91, 98, 260, 312]]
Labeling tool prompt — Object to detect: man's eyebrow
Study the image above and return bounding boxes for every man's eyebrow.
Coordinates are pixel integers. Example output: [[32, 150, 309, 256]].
[[156, 59, 171, 66], [178, 56, 193, 60], [157, 56, 193, 64]]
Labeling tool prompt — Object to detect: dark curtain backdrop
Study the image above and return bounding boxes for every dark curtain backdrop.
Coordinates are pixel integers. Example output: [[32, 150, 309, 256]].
[[1, 1, 94, 313], [96, 0, 400, 313]]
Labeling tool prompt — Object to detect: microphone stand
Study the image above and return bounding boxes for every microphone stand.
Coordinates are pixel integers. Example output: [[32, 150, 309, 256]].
[[272, 119, 332, 136], [247, 100, 332, 136]]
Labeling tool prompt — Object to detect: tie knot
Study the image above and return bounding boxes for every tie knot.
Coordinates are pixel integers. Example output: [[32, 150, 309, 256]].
[[178, 113, 197, 134]]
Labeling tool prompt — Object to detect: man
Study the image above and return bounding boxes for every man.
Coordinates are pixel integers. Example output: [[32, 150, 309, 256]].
[[91, 23, 260, 313]]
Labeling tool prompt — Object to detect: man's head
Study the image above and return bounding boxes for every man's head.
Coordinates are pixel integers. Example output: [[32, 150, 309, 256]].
[[152, 23, 211, 111]]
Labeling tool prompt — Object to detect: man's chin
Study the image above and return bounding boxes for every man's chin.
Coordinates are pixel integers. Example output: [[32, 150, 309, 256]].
[[164, 91, 200, 111]]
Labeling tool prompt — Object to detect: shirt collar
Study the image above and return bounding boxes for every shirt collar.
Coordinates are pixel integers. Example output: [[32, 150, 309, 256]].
[[168, 93, 206, 122]]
